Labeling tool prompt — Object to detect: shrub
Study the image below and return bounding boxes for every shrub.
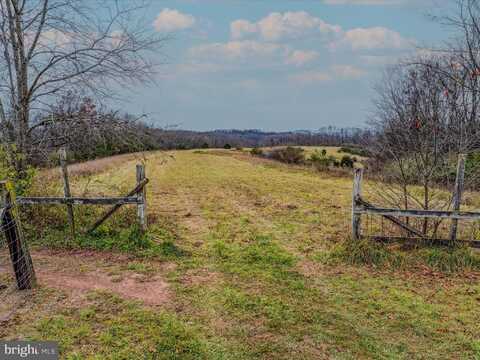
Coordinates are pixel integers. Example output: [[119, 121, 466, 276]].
[[340, 155, 354, 168], [338, 146, 369, 157], [0, 146, 36, 196], [268, 147, 305, 164], [201, 142, 209, 149], [250, 147, 263, 156], [223, 144, 232, 149], [310, 150, 336, 170], [309, 150, 323, 162], [465, 151, 480, 186]]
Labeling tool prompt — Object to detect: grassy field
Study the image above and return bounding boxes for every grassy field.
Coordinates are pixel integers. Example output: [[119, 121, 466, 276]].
[[2, 150, 480, 359]]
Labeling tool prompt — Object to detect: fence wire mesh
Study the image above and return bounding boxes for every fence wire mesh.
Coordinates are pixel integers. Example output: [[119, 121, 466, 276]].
[[0, 204, 36, 322], [356, 166, 480, 242], [357, 212, 480, 242]]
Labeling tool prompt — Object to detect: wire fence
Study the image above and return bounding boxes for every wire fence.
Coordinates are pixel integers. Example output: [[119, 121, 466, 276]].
[[357, 211, 480, 242], [354, 159, 480, 244], [0, 150, 160, 325], [0, 201, 36, 322]]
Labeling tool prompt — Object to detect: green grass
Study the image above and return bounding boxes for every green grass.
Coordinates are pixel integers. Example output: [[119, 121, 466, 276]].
[[419, 246, 480, 273], [318, 238, 407, 268], [31, 292, 243, 359], [4, 150, 480, 359], [318, 238, 480, 273], [27, 221, 185, 259]]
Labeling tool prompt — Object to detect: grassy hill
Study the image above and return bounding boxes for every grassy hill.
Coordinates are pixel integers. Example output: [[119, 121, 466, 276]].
[[2, 150, 480, 359]]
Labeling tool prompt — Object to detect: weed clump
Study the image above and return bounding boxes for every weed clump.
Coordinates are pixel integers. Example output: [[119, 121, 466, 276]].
[[340, 155, 355, 168], [250, 147, 263, 156], [319, 238, 480, 273], [211, 232, 296, 280], [338, 146, 369, 157], [33, 224, 184, 258], [266, 146, 305, 164], [419, 246, 480, 273], [320, 239, 405, 268], [310, 150, 339, 170]]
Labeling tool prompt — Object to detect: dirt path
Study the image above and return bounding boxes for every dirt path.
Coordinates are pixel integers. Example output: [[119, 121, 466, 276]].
[[38, 268, 171, 306], [6, 250, 174, 308]]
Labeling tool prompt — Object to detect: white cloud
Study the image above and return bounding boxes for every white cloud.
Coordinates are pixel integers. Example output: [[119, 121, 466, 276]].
[[231, 20, 258, 40], [334, 27, 413, 50], [32, 29, 72, 48], [190, 40, 286, 62], [153, 8, 196, 32], [186, 9, 413, 77], [231, 11, 342, 42], [230, 12, 412, 54], [190, 41, 320, 68], [285, 50, 319, 66]]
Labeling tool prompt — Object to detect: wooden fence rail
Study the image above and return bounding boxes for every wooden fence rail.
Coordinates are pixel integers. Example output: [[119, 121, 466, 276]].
[[351, 154, 480, 248], [17, 196, 141, 206], [14, 149, 148, 236], [355, 206, 480, 221], [0, 151, 149, 294]]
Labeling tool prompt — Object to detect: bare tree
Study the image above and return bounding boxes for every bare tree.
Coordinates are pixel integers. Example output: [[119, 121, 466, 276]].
[[368, 54, 480, 236], [0, 0, 165, 175], [28, 94, 156, 164]]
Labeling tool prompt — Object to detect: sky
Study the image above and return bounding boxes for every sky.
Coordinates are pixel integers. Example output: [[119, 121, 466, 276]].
[[121, 0, 453, 131]]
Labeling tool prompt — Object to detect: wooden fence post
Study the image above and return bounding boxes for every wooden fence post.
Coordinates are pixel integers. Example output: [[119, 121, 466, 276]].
[[0, 181, 36, 290], [449, 154, 466, 243], [352, 167, 363, 240], [59, 148, 75, 239], [136, 164, 147, 232]]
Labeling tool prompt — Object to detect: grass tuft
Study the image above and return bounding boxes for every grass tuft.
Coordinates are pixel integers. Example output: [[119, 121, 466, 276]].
[[321, 238, 405, 268], [211, 233, 296, 277], [319, 238, 480, 273], [419, 246, 480, 273], [30, 223, 187, 259]]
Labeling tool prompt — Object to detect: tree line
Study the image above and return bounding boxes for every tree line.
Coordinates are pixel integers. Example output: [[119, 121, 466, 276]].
[[27, 94, 373, 165]]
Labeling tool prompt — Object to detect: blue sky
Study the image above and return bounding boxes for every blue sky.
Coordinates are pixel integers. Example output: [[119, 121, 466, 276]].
[[122, 0, 451, 131]]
